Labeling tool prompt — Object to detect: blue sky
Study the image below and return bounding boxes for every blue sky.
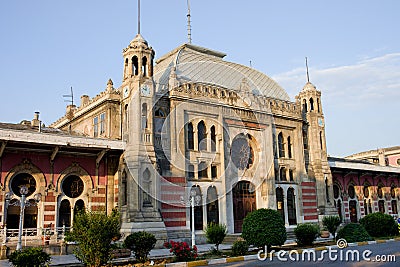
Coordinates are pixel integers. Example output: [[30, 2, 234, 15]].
[[0, 0, 399, 157]]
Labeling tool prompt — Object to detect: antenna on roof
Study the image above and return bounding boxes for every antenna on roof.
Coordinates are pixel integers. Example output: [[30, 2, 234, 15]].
[[137, 0, 141, 34], [63, 87, 74, 106], [305, 57, 310, 83], [187, 0, 192, 43]]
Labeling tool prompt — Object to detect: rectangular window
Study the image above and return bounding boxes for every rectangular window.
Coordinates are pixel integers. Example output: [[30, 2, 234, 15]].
[[211, 165, 217, 179], [187, 164, 195, 179], [100, 113, 106, 135], [93, 116, 99, 137]]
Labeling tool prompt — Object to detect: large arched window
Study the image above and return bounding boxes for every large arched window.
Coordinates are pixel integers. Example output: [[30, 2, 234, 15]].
[[207, 186, 219, 224], [287, 136, 292, 158], [190, 186, 203, 230], [198, 121, 207, 151], [142, 56, 148, 77], [309, 98, 314, 111]]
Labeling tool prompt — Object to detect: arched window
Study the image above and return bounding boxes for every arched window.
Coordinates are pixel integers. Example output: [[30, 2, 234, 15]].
[[141, 103, 148, 129], [121, 171, 127, 205], [190, 186, 203, 230], [198, 121, 207, 151], [132, 56, 138, 76], [207, 186, 219, 224], [333, 184, 340, 199], [377, 184, 384, 199], [142, 169, 152, 207], [187, 122, 194, 150], [320, 131, 323, 149], [58, 199, 71, 227], [142, 56, 148, 77], [287, 136, 292, 158], [317, 98, 320, 113], [278, 132, 285, 158], [124, 58, 128, 78], [348, 185, 356, 199], [309, 98, 314, 111], [302, 99, 307, 113], [287, 188, 297, 225], [210, 125, 216, 152]]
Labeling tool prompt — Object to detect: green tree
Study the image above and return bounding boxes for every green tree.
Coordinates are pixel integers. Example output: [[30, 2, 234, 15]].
[[204, 223, 227, 252], [241, 208, 287, 249], [66, 209, 121, 267]]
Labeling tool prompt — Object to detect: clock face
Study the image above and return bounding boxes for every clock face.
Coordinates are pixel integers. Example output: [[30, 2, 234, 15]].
[[123, 86, 129, 98], [318, 118, 324, 127], [141, 85, 151, 96]]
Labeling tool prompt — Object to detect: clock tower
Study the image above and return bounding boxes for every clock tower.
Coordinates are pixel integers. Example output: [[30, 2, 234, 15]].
[[296, 80, 336, 218], [119, 32, 166, 243]]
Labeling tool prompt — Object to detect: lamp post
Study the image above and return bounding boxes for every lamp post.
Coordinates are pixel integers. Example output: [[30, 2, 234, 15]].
[[6, 186, 41, 250], [189, 189, 201, 247]]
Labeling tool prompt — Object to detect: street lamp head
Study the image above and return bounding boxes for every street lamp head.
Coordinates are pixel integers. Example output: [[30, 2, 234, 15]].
[[5, 192, 13, 201], [190, 189, 197, 197], [34, 193, 42, 203], [19, 186, 28, 196]]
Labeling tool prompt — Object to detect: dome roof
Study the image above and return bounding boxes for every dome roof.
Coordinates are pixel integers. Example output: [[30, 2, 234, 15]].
[[153, 44, 290, 101]]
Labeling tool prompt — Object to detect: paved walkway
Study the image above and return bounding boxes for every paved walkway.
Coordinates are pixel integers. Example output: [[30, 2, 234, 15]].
[[0, 243, 234, 267]]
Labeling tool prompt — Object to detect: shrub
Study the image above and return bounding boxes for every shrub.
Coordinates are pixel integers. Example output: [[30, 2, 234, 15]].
[[322, 215, 341, 236], [66, 209, 121, 267], [231, 239, 249, 256], [294, 223, 320, 246], [124, 231, 156, 263], [241, 208, 287, 249], [359, 212, 398, 237], [204, 223, 227, 251], [8, 247, 51, 267], [164, 240, 198, 262], [336, 223, 373, 243]]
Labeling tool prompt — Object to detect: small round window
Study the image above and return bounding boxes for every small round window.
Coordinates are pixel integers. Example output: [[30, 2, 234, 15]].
[[11, 173, 36, 197], [62, 175, 84, 198]]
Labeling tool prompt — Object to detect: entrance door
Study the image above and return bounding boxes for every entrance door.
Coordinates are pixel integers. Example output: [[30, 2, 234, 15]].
[[233, 181, 256, 233]]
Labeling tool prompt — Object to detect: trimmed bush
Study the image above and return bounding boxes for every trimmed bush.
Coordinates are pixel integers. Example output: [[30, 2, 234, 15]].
[[124, 231, 157, 263], [242, 208, 287, 249], [231, 239, 249, 256], [8, 247, 51, 267], [322, 215, 341, 236], [204, 223, 227, 251], [359, 212, 398, 237], [294, 223, 319, 246], [336, 223, 373, 243]]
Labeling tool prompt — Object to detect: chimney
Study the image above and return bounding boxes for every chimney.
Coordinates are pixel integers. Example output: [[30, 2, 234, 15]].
[[31, 111, 40, 127], [80, 95, 89, 107]]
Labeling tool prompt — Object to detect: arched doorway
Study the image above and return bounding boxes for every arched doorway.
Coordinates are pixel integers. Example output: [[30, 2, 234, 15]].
[[207, 186, 219, 224], [233, 181, 256, 233]]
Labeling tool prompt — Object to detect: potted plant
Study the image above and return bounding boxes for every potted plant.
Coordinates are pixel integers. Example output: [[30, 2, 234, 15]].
[[320, 226, 330, 238]]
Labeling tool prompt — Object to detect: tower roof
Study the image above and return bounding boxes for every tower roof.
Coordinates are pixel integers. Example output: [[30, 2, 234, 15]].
[[153, 43, 290, 101], [302, 81, 317, 92]]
